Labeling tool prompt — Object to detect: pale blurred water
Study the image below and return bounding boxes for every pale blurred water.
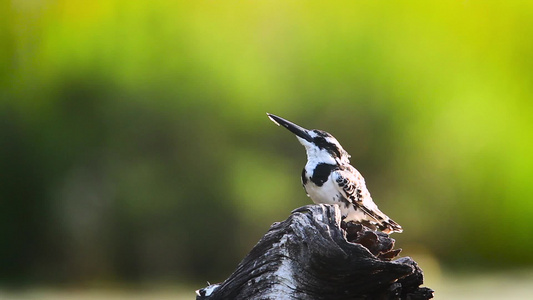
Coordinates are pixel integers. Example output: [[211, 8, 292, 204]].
[[437, 270, 533, 300], [2, 271, 533, 300], [0, 288, 192, 300]]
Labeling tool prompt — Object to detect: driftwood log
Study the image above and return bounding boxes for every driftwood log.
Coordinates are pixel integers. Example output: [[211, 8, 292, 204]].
[[196, 204, 433, 300]]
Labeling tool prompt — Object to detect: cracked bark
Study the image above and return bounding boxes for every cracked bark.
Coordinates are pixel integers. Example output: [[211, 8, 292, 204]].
[[196, 204, 433, 300]]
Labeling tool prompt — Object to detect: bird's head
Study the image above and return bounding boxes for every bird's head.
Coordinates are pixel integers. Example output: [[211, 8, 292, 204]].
[[267, 113, 351, 165]]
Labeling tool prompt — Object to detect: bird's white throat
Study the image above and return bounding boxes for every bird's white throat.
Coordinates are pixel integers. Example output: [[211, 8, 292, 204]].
[[297, 137, 337, 166]]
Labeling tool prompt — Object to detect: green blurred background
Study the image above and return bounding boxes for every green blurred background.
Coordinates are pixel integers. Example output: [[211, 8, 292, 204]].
[[2, 0, 533, 298]]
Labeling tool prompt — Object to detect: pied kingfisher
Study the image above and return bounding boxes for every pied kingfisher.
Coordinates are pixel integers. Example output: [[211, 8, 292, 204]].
[[267, 113, 402, 234]]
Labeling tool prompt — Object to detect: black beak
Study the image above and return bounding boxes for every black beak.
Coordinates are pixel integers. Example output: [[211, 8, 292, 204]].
[[267, 113, 313, 142]]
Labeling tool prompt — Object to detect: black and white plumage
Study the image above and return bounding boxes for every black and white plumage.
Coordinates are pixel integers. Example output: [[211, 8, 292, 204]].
[[267, 113, 402, 234]]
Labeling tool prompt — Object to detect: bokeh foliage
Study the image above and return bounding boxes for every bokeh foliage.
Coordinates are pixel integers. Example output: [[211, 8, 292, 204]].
[[1, 0, 532, 286]]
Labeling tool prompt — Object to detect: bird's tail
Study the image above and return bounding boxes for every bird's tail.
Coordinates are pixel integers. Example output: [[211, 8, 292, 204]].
[[357, 205, 403, 234], [379, 218, 403, 234]]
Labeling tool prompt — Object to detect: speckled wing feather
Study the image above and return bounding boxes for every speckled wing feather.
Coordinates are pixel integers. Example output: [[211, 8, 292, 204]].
[[333, 166, 403, 233]]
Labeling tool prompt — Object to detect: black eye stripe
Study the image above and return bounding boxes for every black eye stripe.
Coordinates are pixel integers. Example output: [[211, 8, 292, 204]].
[[313, 137, 342, 158], [331, 147, 342, 158], [313, 137, 327, 148]]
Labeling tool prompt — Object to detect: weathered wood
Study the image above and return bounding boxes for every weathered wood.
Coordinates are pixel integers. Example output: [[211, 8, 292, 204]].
[[196, 204, 433, 300]]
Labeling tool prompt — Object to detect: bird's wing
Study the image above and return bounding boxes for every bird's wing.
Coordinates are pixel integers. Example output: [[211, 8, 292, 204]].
[[332, 167, 403, 233], [332, 167, 380, 219]]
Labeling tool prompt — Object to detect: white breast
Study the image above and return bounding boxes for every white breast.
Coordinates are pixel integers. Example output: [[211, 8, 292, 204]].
[[305, 176, 340, 205]]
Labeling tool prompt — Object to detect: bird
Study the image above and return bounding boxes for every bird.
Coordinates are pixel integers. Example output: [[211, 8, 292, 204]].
[[267, 113, 402, 234]]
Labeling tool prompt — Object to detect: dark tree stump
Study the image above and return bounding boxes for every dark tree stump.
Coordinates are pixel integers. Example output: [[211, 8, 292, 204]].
[[196, 204, 433, 300]]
